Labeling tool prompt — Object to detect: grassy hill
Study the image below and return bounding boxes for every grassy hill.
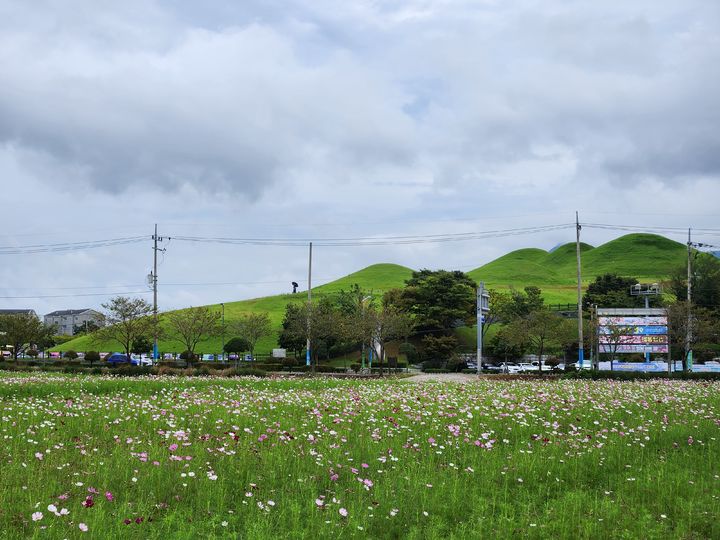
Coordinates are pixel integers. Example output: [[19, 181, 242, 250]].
[[469, 233, 686, 304], [56, 234, 688, 354], [55, 263, 414, 355]]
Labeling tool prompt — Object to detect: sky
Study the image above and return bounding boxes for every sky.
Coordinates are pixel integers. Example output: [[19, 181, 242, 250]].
[[1, 0, 719, 316]]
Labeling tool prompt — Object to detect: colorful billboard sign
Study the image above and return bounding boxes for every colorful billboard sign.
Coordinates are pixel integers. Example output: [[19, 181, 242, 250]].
[[597, 312, 668, 355]]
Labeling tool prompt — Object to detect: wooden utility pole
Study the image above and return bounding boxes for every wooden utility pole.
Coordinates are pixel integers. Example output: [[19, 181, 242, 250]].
[[575, 212, 585, 367]]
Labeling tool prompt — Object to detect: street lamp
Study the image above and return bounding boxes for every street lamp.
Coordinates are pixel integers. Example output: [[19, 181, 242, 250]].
[[221, 303, 225, 363]]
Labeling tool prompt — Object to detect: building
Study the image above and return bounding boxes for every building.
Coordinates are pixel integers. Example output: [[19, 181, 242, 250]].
[[0, 309, 38, 318], [44, 309, 103, 336]]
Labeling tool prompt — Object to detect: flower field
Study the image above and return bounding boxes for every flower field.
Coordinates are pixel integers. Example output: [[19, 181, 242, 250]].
[[1, 374, 718, 539]]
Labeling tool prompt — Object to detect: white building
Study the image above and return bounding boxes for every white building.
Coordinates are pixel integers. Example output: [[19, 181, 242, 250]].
[[44, 309, 103, 336]]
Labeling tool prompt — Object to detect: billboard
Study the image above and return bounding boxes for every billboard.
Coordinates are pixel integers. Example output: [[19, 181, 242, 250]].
[[597, 310, 668, 355]]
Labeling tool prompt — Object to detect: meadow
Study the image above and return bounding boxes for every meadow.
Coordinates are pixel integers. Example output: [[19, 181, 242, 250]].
[[1, 374, 718, 539]]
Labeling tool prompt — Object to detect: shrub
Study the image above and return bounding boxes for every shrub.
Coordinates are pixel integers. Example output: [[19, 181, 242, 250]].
[[84, 351, 101, 366], [64, 350, 78, 360], [350, 363, 361, 372], [223, 367, 267, 378], [422, 368, 451, 373], [26, 349, 39, 358]]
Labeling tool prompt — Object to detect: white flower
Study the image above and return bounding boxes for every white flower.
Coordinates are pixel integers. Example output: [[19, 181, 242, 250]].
[[79, 523, 88, 532], [47, 504, 57, 513], [31, 512, 43, 521]]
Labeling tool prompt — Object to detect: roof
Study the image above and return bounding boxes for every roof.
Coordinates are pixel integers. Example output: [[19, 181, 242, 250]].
[[45, 309, 97, 317], [0, 309, 37, 315]]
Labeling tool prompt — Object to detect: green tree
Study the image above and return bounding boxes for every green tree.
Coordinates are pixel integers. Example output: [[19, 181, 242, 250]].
[[507, 310, 564, 374], [72, 320, 102, 336], [64, 350, 78, 360], [598, 322, 636, 371], [371, 298, 413, 376], [131, 335, 153, 355], [278, 303, 306, 359], [667, 301, 719, 371], [583, 274, 646, 309], [233, 312, 272, 360], [0, 313, 51, 359], [95, 296, 156, 362], [166, 306, 221, 367], [84, 350, 101, 367], [400, 269, 476, 335], [421, 335, 459, 368], [224, 337, 252, 366], [669, 254, 720, 313]]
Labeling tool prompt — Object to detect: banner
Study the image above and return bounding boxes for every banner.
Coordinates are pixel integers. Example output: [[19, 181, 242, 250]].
[[599, 335, 668, 345], [598, 316, 667, 326], [599, 344, 669, 354], [598, 325, 667, 335]]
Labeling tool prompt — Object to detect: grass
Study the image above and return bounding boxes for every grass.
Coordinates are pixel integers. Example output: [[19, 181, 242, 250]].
[[56, 234, 689, 353], [1, 373, 718, 539]]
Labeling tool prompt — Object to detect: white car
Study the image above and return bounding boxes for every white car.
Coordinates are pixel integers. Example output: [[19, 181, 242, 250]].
[[518, 361, 552, 372]]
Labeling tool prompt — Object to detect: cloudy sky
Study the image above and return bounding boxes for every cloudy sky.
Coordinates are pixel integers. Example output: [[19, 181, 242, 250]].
[[1, 0, 719, 316]]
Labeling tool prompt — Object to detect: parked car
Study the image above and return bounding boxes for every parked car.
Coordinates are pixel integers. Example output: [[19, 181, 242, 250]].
[[105, 353, 131, 364], [518, 361, 553, 372]]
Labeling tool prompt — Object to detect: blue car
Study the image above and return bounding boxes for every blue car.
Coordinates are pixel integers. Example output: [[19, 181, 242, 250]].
[[105, 353, 131, 364]]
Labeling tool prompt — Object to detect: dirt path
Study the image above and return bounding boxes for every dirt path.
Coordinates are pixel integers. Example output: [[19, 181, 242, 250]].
[[401, 372, 480, 383]]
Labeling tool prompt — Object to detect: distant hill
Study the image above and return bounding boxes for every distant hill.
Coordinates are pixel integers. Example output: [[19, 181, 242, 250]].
[[469, 233, 687, 303], [56, 234, 688, 353]]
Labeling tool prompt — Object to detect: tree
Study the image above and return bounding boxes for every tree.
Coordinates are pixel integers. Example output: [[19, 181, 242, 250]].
[[64, 350, 78, 360], [84, 350, 101, 367], [166, 306, 221, 367], [583, 273, 647, 309], [597, 323, 636, 371], [371, 298, 413, 376], [400, 269, 476, 335], [132, 335, 153, 355], [233, 313, 272, 360], [72, 320, 102, 336], [224, 337, 251, 366], [0, 313, 51, 359], [285, 297, 343, 367], [507, 310, 564, 374], [667, 301, 719, 371], [421, 335, 458, 369], [278, 304, 307, 359], [95, 296, 156, 362], [669, 254, 720, 313]]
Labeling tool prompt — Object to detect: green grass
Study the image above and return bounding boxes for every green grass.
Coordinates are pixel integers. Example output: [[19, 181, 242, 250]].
[[57, 234, 689, 353], [1, 373, 718, 539], [469, 233, 688, 304]]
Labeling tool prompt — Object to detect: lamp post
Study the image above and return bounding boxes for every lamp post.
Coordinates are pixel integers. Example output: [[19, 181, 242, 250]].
[[221, 303, 225, 362], [476, 282, 490, 376]]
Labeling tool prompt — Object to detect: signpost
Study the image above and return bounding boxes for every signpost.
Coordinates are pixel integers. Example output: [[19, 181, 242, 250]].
[[476, 282, 490, 376]]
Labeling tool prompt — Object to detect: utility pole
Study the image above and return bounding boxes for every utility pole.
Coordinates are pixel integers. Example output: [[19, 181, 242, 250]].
[[306, 242, 312, 368], [575, 212, 585, 368], [150, 224, 167, 363], [685, 228, 692, 371]]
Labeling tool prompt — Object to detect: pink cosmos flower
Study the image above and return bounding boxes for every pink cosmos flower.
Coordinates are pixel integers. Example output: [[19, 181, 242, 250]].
[[32, 512, 43, 521], [339, 508, 348, 517], [34, 452, 44, 460], [315, 498, 324, 507], [105, 492, 114, 502], [82, 497, 94, 508], [169, 444, 178, 452], [79, 523, 88, 532]]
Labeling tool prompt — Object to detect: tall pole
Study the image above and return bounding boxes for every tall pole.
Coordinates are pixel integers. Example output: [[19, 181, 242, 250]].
[[685, 228, 692, 371], [306, 242, 313, 368], [152, 224, 159, 362], [221, 303, 225, 362], [575, 212, 585, 368], [476, 283, 483, 376]]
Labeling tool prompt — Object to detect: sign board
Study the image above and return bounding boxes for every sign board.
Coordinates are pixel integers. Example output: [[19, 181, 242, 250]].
[[272, 348, 287, 358], [597, 309, 668, 355]]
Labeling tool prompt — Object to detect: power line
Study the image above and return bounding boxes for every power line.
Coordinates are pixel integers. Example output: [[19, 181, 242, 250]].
[[0, 236, 148, 255], [0, 291, 152, 299], [170, 224, 574, 247]]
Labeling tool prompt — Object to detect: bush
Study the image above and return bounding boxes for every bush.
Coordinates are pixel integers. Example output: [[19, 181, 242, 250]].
[[179, 350, 198, 362], [84, 351, 101, 365], [350, 363, 361, 372], [446, 356, 468, 372], [399, 342, 419, 364], [64, 350, 78, 360], [562, 370, 720, 381], [26, 349, 39, 358], [111, 365, 152, 376], [422, 368, 451, 374], [223, 367, 267, 378]]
